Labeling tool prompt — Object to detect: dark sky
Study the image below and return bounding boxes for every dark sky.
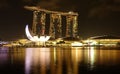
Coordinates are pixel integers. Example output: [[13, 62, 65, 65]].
[[0, 0, 120, 40]]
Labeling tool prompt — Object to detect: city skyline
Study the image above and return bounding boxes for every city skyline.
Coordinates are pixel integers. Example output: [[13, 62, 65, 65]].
[[0, 0, 120, 40]]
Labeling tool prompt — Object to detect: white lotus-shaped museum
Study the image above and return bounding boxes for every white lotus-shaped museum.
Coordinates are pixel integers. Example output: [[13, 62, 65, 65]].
[[25, 25, 50, 42]]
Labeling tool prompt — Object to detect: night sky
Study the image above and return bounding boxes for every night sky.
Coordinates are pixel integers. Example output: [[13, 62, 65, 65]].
[[0, 0, 120, 41]]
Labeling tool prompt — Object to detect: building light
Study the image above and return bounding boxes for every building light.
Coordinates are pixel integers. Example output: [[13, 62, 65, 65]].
[[71, 42, 83, 47]]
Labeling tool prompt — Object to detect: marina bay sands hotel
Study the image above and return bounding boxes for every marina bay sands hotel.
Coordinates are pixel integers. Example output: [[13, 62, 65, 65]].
[[25, 6, 78, 39]]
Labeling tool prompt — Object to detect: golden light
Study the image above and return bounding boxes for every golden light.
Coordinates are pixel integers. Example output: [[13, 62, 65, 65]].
[[71, 42, 83, 47], [84, 40, 97, 45]]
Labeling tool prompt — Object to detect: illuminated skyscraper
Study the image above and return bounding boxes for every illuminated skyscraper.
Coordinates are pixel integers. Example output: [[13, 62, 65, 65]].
[[66, 15, 78, 37], [50, 14, 62, 39], [25, 6, 79, 39], [32, 11, 46, 36]]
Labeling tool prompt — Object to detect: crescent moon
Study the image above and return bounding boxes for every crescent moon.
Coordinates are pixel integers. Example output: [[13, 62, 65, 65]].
[[25, 25, 36, 41]]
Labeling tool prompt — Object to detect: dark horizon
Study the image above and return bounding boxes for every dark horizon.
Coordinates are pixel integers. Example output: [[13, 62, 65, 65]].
[[0, 0, 120, 41]]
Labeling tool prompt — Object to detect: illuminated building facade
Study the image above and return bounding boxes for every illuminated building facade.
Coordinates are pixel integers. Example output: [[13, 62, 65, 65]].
[[84, 35, 120, 46], [32, 11, 46, 36], [66, 15, 78, 37], [25, 6, 79, 39], [50, 14, 62, 38]]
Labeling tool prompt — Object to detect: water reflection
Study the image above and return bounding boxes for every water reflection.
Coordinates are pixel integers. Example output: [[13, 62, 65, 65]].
[[0, 47, 9, 65], [25, 48, 50, 74], [98, 49, 120, 65], [24, 47, 120, 74], [71, 47, 83, 74], [87, 47, 96, 70], [0, 47, 120, 74]]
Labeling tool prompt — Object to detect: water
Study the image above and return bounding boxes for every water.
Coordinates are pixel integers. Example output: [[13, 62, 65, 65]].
[[0, 47, 120, 74]]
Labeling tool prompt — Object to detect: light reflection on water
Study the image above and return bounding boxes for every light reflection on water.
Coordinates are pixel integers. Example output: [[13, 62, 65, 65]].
[[25, 48, 50, 74], [0, 47, 120, 74], [0, 47, 9, 65]]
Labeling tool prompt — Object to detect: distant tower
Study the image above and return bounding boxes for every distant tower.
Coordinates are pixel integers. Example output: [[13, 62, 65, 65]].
[[32, 11, 46, 36], [66, 15, 78, 37], [50, 14, 62, 39]]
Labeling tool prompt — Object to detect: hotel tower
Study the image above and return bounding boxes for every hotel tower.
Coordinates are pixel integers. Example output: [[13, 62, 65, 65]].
[[25, 6, 79, 39]]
